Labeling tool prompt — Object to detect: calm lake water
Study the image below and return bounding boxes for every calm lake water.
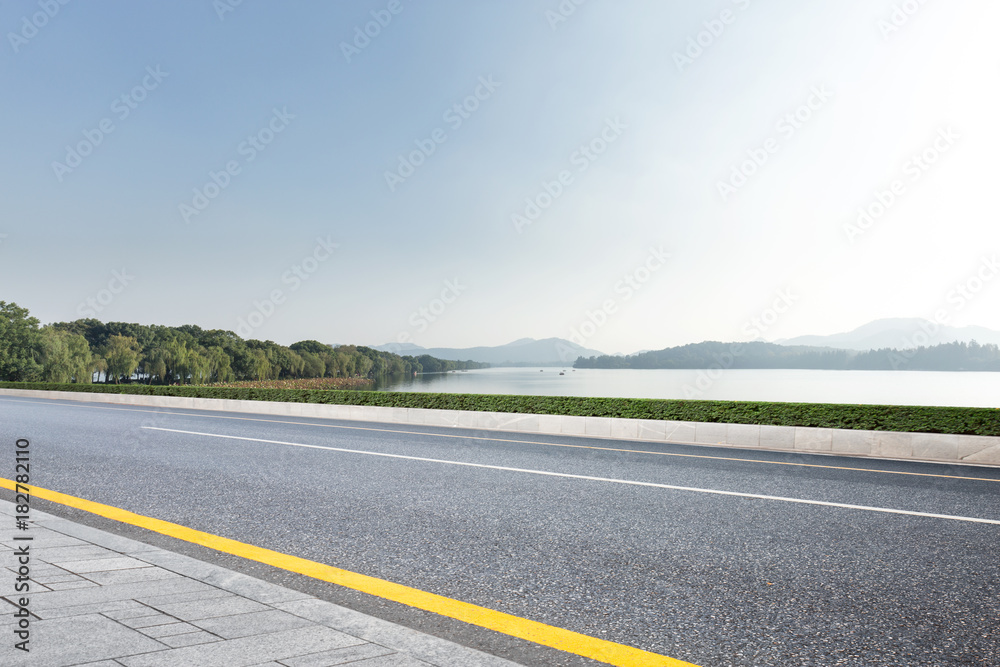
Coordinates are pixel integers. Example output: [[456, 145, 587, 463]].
[[374, 367, 1000, 408]]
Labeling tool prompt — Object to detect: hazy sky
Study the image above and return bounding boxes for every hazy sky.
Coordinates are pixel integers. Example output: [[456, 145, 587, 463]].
[[2, 1, 998, 354]]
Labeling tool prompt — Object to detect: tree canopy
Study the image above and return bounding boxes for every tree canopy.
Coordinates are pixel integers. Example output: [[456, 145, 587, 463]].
[[0, 301, 484, 384], [0, 301, 43, 381]]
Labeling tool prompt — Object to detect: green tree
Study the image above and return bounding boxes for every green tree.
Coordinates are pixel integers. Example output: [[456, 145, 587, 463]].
[[160, 339, 189, 384], [66, 332, 95, 383], [206, 346, 234, 383], [187, 346, 211, 384], [249, 349, 272, 380], [92, 356, 107, 383], [298, 350, 326, 378], [102, 335, 142, 384], [0, 302, 43, 381], [38, 327, 93, 383], [52, 318, 108, 352], [38, 327, 74, 382], [355, 354, 373, 377], [272, 347, 304, 378], [290, 340, 333, 356], [143, 348, 167, 385]]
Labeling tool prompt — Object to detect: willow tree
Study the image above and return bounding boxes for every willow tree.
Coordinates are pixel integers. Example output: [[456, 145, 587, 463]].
[[38, 327, 93, 383], [102, 335, 142, 384], [38, 327, 74, 382], [67, 332, 95, 383]]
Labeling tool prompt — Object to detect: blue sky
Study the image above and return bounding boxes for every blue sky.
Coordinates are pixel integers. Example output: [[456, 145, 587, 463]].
[[2, 1, 998, 353]]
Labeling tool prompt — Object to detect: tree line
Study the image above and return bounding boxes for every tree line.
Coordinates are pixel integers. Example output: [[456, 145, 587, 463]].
[[0, 301, 486, 384], [573, 340, 1000, 371]]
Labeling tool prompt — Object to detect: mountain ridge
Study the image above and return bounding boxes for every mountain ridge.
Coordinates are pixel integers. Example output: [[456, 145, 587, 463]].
[[373, 337, 605, 366], [371, 319, 1000, 365], [775, 318, 1000, 351]]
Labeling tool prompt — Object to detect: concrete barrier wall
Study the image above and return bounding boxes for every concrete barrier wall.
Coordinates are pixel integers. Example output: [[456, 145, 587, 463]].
[[4, 388, 999, 466]]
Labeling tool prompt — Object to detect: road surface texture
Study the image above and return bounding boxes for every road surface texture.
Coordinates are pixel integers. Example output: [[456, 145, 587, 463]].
[[2, 395, 999, 666]]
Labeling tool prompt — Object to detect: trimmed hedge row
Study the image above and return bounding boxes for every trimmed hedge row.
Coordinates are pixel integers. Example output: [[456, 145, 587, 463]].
[[2, 381, 998, 436]]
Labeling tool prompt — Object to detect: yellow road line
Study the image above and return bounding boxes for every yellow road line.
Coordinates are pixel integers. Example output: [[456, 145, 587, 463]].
[[0, 478, 700, 667], [5, 395, 999, 483]]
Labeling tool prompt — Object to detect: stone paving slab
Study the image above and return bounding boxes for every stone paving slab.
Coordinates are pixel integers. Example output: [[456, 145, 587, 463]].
[[43, 579, 98, 591], [29, 576, 215, 612], [118, 626, 364, 667], [141, 621, 201, 638], [4, 613, 165, 667], [136, 548, 315, 605], [157, 629, 220, 648], [0, 500, 523, 666], [85, 567, 183, 586], [147, 594, 272, 621], [277, 643, 397, 666], [191, 608, 314, 639], [24, 544, 117, 561], [0, 532, 89, 550], [137, 587, 233, 607], [37, 598, 148, 620], [350, 655, 437, 666], [25, 513, 163, 555], [48, 555, 152, 573]]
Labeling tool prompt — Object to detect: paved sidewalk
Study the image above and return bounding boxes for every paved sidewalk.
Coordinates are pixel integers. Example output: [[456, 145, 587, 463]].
[[0, 500, 521, 667]]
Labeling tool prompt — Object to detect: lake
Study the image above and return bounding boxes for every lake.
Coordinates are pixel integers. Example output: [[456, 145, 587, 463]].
[[374, 367, 1000, 408]]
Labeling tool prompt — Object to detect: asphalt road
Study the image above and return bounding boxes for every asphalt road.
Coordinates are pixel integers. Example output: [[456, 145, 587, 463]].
[[2, 395, 1000, 667]]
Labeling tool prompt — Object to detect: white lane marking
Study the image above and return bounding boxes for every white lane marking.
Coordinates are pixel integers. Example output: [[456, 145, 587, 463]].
[[142, 426, 1000, 526], [9, 394, 1000, 483]]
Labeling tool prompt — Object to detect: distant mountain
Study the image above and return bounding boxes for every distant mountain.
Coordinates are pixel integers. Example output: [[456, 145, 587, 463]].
[[574, 339, 1000, 371], [373, 338, 605, 366], [777, 318, 1000, 351], [374, 342, 424, 353], [576, 341, 851, 370]]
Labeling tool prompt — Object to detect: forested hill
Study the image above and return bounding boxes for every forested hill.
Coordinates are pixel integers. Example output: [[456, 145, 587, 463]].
[[573, 340, 1000, 371], [0, 301, 487, 384]]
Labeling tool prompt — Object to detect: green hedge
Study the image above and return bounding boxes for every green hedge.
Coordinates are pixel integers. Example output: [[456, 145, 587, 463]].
[[2, 382, 998, 436]]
